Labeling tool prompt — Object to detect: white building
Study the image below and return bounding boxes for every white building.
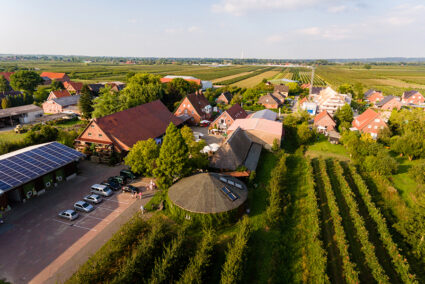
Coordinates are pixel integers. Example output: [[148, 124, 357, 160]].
[[310, 87, 351, 115], [0, 104, 43, 127]]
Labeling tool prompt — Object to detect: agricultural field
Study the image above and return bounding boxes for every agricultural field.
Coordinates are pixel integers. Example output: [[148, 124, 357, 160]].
[[316, 65, 425, 95], [230, 69, 282, 88]]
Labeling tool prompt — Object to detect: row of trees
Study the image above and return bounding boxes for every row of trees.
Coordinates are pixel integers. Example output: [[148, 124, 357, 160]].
[[124, 124, 208, 189], [265, 154, 287, 227], [1, 93, 34, 109]]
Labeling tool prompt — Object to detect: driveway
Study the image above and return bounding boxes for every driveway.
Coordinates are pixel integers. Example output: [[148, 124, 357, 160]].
[[191, 126, 224, 145], [0, 161, 156, 284]]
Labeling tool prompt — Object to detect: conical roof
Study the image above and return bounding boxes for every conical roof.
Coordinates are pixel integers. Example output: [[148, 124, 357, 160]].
[[168, 173, 247, 214]]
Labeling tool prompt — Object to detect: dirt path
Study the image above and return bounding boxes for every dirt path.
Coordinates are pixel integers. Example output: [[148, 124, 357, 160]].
[[310, 159, 344, 284]]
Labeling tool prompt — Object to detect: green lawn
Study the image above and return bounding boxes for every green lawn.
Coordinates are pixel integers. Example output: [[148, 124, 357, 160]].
[[390, 156, 424, 207], [306, 135, 350, 160], [0, 131, 28, 143]]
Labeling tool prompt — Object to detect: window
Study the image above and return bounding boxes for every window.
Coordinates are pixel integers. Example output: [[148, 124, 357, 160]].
[[88, 132, 92, 136], [184, 109, 188, 114], [192, 110, 194, 114], [375, 119, 380, 122], [368, 125, 372, 128], [91, 125, 94, 128], [183, 104, 186, 107], [99, 134, 103, 137], [374, 126, 377, 129]]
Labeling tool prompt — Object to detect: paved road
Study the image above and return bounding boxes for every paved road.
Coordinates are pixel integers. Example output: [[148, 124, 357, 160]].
[[0, 161, 156, 284]]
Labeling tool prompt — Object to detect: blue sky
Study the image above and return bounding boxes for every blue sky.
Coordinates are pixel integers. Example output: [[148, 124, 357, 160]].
[[1, 0, 425, 59]]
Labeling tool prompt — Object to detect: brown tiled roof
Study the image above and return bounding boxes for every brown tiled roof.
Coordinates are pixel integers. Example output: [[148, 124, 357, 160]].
[[51, 89, 71, 98], [186, 92, 210, 116], [258, 93, 280, 105], [225, 104, 248, 120], [311, 86, 325, 95], [314, 110, 335, 124], [273, 84, 289, 93], [64, 81, 83, 92], [89, 100, 182, 151]]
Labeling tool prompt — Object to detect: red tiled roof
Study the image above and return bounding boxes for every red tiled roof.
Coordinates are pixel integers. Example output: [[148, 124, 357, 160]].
[[352, 108, 380, 131], [0, 72, 14, 82], [314, 110, 334, 124], [185, 92, 210, 116], [82, 100, 183, 151], [51, 89, 71, 98], [299, 97, 307, 105], [64, 81, 83, 92], [225, 104, 248, 120], [40, 72, 67, 80]]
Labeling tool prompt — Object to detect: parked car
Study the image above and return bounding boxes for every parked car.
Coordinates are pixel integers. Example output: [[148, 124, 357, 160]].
[[101, 180, 121, 191], [83, 194, 103, 204], [91, 184, 114, 197], [74, 201, 95, 213], [58, 209, 79, 221], [122, 185, 139, 194], [200, 120, 211, 127], [120, 169, 136, 180], [108, 176, 127, 186]]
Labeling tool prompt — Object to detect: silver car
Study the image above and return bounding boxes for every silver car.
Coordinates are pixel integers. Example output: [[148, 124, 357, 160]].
[[58, 209, 79, 221], [74, 201, 95, 213], [84, 194, 103, 204]]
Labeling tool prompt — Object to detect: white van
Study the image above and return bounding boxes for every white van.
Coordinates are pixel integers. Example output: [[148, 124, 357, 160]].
[[91, 184, 113, 197]]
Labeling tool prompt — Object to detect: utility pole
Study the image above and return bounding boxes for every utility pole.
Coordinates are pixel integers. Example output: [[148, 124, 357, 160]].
[[309, 66, 315, 96]]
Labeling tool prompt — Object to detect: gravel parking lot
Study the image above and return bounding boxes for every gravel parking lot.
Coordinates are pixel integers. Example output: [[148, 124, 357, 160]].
[[0, 161, 155, 284], [191, 126, 224, 145]]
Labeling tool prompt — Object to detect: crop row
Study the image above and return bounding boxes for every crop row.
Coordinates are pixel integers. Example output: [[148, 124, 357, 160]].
[[315, 159, 360, 283], [220, 216, 251, 284], [216, 67, 274, 85], [265, 154, 287, 227], [331, 160, 390, 283], [346, 164, 417, 283]]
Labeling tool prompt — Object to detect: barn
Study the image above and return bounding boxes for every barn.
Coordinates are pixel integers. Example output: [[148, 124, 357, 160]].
[[0, 142, 85, 210]]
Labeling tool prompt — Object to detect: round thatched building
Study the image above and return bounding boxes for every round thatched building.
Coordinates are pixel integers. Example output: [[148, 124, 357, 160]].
[[168, 173, 248, 214]]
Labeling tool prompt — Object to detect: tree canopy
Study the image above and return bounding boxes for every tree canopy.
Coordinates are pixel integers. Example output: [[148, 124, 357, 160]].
[[10, 70, 43, 93], [125, 138, 160, 176], [92, 85, 122, 118], [0, 75, 10, 92], [79, 85, 94, 119]]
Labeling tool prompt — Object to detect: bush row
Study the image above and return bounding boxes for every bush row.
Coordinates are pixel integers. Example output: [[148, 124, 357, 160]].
[[331, 160, 390, 283], [368, 174, 425, 268], [316, 159, 360, 283], [149, 224, 191, 284], [265, 154, 287, 228], [301, 159, 329, 282], [177, 229, 216, 284], [220, 216, 251, 284], [347, 164, 417, 283], [111, 219, 171, 284], [68, 214, 149, 283]]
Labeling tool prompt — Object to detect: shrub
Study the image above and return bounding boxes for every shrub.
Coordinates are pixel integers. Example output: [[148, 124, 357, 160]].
[[408, 163, 425, 185]]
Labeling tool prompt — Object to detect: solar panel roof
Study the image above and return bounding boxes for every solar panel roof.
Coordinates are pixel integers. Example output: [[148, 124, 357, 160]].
[[0, 142, 84, 193]]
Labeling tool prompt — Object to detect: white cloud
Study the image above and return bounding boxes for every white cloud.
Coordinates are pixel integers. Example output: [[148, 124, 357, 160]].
[[212, 0, 328, 16], [266, 34, 284, 44], [328, 5, 347, 13], [187, 26, 201, 33]]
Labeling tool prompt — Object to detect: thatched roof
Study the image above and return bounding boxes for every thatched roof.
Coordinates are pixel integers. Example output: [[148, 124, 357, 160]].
[[210, 127, 251, 171], [168, 173, 248, 214]]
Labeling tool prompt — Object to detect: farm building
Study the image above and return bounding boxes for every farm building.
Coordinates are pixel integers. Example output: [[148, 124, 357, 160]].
[[210, 104, 247, 132], [364, 89, 384, 104], [174, 92, 212, 125], [351, 108, 387, 139], [375, 96, 402, 111], [75, 100, 182, 162], [40, 72, 70, 83], [216, 92, 233, 105], [273, 84, 289, 97], [0, 142, 84, 210], [46, 89, 71, 100], [0, 105, 43, 128], [42, 95, 80, 114], [314, 110, 336, 134], [402, 90, 424, 105], [227, 117, 283, 150], [168, 173, 248, 214], [64, 81, 84, 94], [210, 127, 262, 172], [257, 93, 282, 109]]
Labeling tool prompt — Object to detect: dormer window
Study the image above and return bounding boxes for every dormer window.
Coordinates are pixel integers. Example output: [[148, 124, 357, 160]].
[[368, 125, 372, 129], [375, 119, 380, 122]]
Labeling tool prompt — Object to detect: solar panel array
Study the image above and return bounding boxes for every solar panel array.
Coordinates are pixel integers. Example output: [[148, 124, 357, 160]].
[[220, 187, 239, 202], [0, 142, 84, 192], [219, 177, 244, 190]]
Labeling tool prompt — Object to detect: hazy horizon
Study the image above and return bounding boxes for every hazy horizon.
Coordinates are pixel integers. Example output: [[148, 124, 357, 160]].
[[1, 0, 425, 59]]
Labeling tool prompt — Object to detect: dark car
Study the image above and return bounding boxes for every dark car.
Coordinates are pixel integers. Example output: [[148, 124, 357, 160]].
[[122, 185, 139, 194], [108, 176, 127, 186], [120, 169, 136, 180], [102, 180, 121, 191]]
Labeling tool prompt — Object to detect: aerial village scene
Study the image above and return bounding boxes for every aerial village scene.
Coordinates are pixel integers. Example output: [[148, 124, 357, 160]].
[[1, 1, 425, 284]]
